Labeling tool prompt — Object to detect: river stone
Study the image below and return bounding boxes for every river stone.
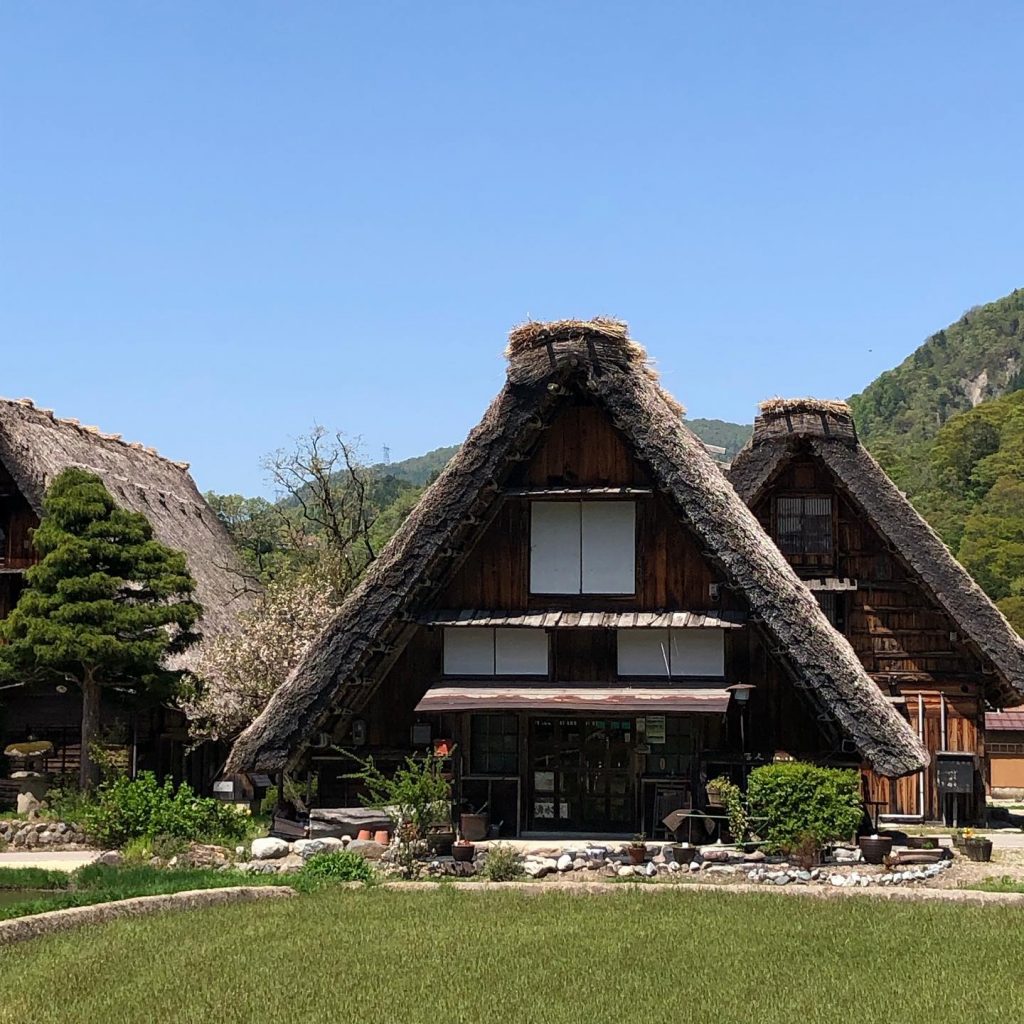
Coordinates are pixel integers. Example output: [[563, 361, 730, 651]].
[[251, 837, 290, 860], [98, 850, 124, 867], [556, 854, 573, 872]]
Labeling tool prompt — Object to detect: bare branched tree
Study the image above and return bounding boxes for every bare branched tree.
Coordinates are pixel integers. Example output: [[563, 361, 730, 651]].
[[263, 427, 378, 597]]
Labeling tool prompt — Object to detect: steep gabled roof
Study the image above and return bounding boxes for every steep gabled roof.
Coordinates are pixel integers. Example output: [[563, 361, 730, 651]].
[[729, 397, 1024, 707], [226, 321, 926, 777], [0, 397, 256, 667]]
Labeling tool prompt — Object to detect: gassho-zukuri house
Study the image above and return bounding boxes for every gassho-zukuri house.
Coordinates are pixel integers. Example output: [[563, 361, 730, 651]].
[[227, 318, 939, 837], [729, 398, 1024, 823], [0, 397, 254, 788]]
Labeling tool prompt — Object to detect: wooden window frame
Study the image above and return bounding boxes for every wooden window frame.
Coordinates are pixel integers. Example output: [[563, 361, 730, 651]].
[[773, 494, 836, 564]]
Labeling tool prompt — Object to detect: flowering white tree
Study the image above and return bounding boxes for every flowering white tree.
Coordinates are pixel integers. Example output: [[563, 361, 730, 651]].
[[181, 573, 335, 741]]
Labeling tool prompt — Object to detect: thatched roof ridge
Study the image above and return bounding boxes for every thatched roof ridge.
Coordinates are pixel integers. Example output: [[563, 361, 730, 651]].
[[759, 397, 853, 417], [730, 403, 1024, 706], [227, 323, 925, 777], [0, 396, 256, 668]]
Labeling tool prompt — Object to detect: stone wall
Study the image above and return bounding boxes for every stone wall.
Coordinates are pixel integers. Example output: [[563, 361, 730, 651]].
[[0, 819, 90, 850]]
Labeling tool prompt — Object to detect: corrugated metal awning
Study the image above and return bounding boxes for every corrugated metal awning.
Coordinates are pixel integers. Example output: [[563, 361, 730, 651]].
[[416, 610, 746, 629], [415, 686, 731, 714]]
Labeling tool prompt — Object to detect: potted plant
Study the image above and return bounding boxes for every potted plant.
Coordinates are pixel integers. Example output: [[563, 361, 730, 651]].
[[705, 778, 729, 806], [961, 828, 993, 863], [452, 837, 476, 863], [627, 834, 647, 866], [671, 842, 698, 865], [858, 834, 893, 864]]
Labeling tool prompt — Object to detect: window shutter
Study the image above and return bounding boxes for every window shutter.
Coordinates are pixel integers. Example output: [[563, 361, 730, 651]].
[[617, 628, 671, 676], [670, 629, 725, 677], [443, 627, 495, 675], [581, 501, 636, 594], [494, 629, 549, 675], [530, 502, 582, 594]]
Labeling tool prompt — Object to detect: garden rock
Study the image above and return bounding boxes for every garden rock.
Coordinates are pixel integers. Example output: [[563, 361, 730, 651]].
[[251, 837, 290, 860], [295, 837, 345, 859], [556, 854, 573, 872], [346, 839, 387, 861], [179, 843, 232, 869], [524, 861, 551, 879], [98, 850, 125, 867]]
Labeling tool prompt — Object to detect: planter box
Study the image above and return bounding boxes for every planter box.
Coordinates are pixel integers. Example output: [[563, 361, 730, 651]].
[[964, 840, 993, 863], [906, 835, 943, 851]]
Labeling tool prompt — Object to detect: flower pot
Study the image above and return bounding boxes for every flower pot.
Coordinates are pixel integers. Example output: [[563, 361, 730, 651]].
[[452, 843, 475, 863], [671, 843, 698, 864], [627, 845, 647, 865], [373, 830, 390, 846], [858, 835, 893, 865], [964, 839, 993, 863], [459, 812, 489, 843], [357, 829, 372, 841], [705, 785, 727, 807]]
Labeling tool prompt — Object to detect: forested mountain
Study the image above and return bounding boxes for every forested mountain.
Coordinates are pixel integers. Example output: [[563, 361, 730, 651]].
[[685, 418, 751, 458], [850, 289, 1024, 491], [847, 288, 1024, 632]]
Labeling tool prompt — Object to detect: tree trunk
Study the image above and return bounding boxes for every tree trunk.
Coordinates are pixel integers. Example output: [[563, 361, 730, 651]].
[[80, 669, 101, 791]]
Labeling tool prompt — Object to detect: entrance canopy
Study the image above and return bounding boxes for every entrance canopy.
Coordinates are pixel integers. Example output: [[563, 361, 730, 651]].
[[414, 686, 731, 714]]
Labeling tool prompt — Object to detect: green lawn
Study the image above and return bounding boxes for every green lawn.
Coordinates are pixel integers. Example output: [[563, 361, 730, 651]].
[[0, 863, 288, 921], [2, 888, 1023, 1022]]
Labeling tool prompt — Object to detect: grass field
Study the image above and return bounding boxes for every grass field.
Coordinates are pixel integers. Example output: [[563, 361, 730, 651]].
[[2, 888, 1023, 1023], [0, 863, 288, 921]]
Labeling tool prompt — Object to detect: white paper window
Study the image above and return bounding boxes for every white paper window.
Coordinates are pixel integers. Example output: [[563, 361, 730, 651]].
[[444, 627, 548, 676], [617, 628, 672, 676], [671, 629, 725, 677], [494, 629, 549, 675], [530, 502, 582, 594], [617, 628, 725, 678], [443, 628, 495, 675], [582, 502, 636, 594], [530, 501, 636, 595]]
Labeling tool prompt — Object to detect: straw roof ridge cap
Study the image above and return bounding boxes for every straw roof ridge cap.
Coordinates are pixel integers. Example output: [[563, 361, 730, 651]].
[[759, 397, 853, 416], [505, 316, 630, 357]]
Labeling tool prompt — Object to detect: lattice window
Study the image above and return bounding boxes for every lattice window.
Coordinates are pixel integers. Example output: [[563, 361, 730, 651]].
[[775, 496, 833, 556]]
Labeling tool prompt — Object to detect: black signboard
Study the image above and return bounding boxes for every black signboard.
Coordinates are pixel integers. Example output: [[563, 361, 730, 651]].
[[936, 753, 975, 794]]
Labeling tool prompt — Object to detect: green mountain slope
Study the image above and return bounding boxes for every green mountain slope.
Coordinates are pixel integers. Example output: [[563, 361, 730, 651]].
[[685, 418, 751, 457], [849, 288, 1024, 488]]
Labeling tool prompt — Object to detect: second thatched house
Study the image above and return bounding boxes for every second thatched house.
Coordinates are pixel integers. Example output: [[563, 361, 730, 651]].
[[227, 320, 925, 837], [729, 398, 1024, 823], [0, 397, 255, 788]]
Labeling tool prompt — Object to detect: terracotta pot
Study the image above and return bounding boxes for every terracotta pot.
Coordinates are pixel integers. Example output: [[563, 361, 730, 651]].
[[373, 830, 390, 846], [627, 845, 647, 865], [452, 842, 475, 862], [357, 829, 372, 841], [858, 835, 893, 865]]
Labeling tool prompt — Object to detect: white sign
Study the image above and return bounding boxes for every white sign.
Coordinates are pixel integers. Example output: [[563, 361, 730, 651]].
[[645, 716, 667, 744]]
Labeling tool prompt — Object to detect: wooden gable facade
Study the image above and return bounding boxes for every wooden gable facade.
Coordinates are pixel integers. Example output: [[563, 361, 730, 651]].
[[235, 321, 924, 838], [730, 400, 1024, 824], [315, 400, 841, 835]]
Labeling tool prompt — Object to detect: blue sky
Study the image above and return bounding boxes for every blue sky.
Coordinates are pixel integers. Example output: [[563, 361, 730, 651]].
[[2, 3, 1022, 496]]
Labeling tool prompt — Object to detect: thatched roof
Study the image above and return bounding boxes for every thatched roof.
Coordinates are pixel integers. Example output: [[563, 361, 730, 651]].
[[226, 320, 927, 777], [730, 399, 1024, 707], [0, 397, 256, 668]]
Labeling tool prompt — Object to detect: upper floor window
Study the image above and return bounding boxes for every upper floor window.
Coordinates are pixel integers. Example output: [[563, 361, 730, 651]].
[[616, 628, 726, 678], [443, 627, 549, 676], [775, 496, 833, 556], [530, 501, 636, 595]]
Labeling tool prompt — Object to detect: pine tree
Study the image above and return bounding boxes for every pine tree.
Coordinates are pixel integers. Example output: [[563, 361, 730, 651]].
[[0, 468, 201, 788]]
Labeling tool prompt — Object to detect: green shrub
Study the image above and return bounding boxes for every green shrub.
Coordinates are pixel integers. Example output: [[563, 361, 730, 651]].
[[481, 842, 523, 882], [708, 776, 748, 842], [80, 772, 251, 848], [746, 762, 863, 851], [296, 850, 375, 890]]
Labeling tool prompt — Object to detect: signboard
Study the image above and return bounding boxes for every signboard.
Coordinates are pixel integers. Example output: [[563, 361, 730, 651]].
[[936, 753, 976, 794], [213, 780, 235, 796], [645, 716, 667, 745]]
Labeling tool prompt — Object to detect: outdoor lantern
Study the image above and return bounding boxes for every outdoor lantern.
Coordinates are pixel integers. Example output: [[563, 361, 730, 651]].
[[726, 683, 755, 704]]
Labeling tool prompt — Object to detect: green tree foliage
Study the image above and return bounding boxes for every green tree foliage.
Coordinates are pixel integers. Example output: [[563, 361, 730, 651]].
[[0, 469, 201, 788]]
